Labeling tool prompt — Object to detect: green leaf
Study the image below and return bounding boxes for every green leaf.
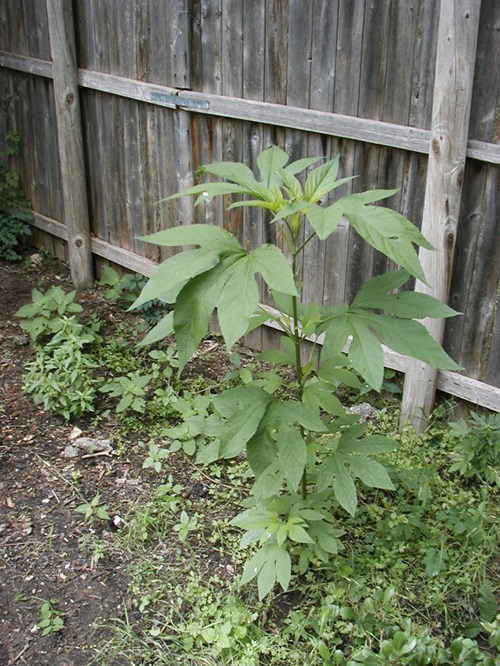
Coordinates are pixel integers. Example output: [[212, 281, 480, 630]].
[[217, 385, 273, 458], [288, 524, 314, 544], [130, 248, 219, 310], [246, 428, 276, 478], [216, 246, 297, 351], [478, 580, 498, 623], [257, 146, 289, 188], [277, 426, 307, 491], [302, 380, 345, 416], [352, 270, 459, 319], [251, 244, 298, 296], [318, 456, 357, 515], [271, 201, 308, 223], [200, 160, 257, 184], [138, 223, 242, 252], [162, 182, 247, 203], [275, 546, 292, 591], [273, 399, 329, 433], [347, 456, 394, 490], [336, 191, 434, 283], [348, 316, 385, 390], [305, 156, 340, 203], [285, 155, 324, 175], [174, 258, 238, 371], [139, 312, 174, 346], [239, 547, 268, 586], [258, 557, 277, 600], [358, 311, 461, 371], [217, 257, 261, 349], [333, 462, 358, 516]]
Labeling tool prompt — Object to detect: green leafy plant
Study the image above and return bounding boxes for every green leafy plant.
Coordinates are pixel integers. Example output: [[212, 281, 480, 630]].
[[464, 580, 500, 652], [37, 598, 65, 636], [99, 265, 169, 323], [0, 127, 32, 261], [100, 370, 152, 414], [143, 441, 170, 472], [173, 510, 198, 543], [131, 146, 460, 598], [76, 493, 111, 523], [15, 285, 84, 341], [448, 412, 500, 488], [18, 287, 102, 419]]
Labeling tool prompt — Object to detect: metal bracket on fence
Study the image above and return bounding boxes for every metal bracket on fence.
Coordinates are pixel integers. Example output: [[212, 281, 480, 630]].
[[150, 91, 210, 111]]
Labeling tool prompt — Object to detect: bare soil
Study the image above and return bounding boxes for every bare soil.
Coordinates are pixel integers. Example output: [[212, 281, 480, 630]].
[[0, 255, 238, 665]]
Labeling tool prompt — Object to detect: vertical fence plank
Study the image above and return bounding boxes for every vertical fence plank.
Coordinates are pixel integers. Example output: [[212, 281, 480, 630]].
[[46, 0, 93, 288], [400, 1, 482, 431]]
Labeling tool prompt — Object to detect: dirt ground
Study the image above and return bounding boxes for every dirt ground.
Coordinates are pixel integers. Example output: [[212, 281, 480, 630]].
[[0, 255, 234, 665]]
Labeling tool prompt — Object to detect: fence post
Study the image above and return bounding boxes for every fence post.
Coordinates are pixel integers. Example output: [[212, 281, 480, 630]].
[[400, 1, 481, 432], [46, 0, 93, 289]]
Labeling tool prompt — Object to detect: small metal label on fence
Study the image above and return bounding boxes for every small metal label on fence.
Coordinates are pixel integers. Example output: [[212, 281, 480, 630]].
[[150, 91, 210, 111]]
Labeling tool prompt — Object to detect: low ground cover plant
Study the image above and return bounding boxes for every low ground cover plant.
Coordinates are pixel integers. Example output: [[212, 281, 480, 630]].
[[93, 410, 499, 665]]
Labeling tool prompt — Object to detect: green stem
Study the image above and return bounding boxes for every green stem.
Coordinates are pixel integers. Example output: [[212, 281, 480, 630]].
[[291, 250, 307, 500]]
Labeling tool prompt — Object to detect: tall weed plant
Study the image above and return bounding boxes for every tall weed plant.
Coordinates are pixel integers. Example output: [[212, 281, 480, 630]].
[[133, 146, 460, 598]]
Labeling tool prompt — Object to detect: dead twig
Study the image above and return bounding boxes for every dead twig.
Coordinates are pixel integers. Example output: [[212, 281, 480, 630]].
[[34, 453, 87, 503]]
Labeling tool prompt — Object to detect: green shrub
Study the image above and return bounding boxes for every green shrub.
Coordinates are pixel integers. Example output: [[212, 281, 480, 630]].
[[449, 412, 500, 488]]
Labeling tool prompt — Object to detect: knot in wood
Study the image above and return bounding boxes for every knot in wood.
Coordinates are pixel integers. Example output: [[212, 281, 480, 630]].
[[431, 137, 441, 153], [65, 92, 74, 106]]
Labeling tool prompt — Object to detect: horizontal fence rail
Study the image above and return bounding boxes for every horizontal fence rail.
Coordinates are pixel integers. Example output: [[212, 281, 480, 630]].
[[1, 51, 498, 165]]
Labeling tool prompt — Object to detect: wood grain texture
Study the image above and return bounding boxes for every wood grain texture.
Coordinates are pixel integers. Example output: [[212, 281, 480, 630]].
[[46, 0, 93, 288], [401, 1, 482, 430]]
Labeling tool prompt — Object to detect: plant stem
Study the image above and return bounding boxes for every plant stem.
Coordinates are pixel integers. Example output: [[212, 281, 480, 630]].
[[291, 250, 307, 500]]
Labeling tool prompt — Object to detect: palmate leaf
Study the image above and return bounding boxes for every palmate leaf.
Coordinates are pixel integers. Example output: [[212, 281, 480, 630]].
[[359, 312, 461, 372], [216, 385, 273, 458], [217, 244, 297, 350], [198, 161, 257, 184], [346, 455, 394, 490], [318, 456, 358, 516], [276, 425, 307, 492], [140, 311, 174, 346], [333, 190, 434, 284], [352, 269, 459, 319], [320, 270, 461, 390], [305, 155, 340, 202], [161, 181, 248, 203]]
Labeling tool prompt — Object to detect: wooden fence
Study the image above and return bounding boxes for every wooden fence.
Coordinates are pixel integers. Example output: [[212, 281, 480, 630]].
[[0, 0, 499, 430]]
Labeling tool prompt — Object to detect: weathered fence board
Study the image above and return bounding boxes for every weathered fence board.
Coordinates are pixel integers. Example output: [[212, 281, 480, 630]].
[[401, 0, 482, 430]]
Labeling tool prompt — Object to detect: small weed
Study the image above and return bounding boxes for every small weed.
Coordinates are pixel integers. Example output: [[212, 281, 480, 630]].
[[37, 598, 65, 636], [76, 494, 110, 523], [448, 411, 500, 488], [100, 371, 152, 414], [142, 441, 170, 473], [98, 266, 169, 323], [173, 510, 198, 543]]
